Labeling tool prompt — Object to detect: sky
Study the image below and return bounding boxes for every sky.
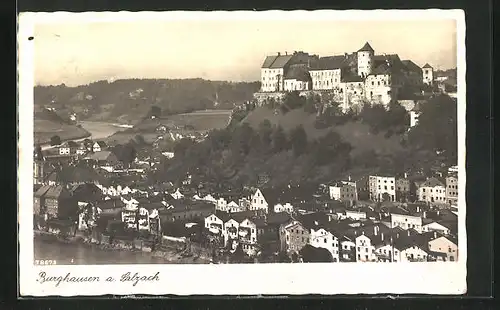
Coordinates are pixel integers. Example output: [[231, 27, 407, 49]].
[[33, 15, 457, 86]]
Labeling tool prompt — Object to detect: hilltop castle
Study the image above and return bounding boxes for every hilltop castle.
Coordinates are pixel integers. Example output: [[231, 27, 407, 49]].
[[256, 42, 434, 112]]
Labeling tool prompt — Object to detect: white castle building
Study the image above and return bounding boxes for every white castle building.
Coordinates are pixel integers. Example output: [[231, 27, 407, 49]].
[[258, 42, 432, 112]]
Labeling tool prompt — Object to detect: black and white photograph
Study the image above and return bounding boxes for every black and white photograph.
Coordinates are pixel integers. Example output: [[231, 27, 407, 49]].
[[18, 10, 466, 296]]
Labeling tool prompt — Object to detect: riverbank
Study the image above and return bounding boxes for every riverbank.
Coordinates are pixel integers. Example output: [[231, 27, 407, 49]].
[[34, 230, 211, 265]]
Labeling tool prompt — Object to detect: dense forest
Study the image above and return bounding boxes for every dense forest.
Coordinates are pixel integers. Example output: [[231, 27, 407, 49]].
[[151, 93, 457, 189], [34, 79, 260, 124]]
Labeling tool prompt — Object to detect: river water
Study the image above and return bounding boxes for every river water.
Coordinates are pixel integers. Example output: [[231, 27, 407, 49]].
[[34, 236, 169, 265]]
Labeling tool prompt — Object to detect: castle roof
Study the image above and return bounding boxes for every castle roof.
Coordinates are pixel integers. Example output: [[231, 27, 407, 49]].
[[261, 54, 294, 69], [309, 55, 346, 70], [401, 60, 423, 74], [358, 42, 374, 53], [284, 65, 312, 82]]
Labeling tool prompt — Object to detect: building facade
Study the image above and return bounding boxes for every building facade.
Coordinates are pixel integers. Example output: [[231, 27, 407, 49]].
[[369, 175, 396, 202]]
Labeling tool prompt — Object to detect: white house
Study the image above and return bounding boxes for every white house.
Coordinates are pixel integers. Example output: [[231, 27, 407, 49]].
[[216, 197, 228, 212], [274, 203, 294, 214], [345, 210, 367, 221], [228, 201, 245, 213], [422, 221, 451, 235], [202, 194, 217, 204], [428, 235, 458, 262], [309, 228, 340, 262], [250, 189, 269, 214], [204, 213, 224, 235], [368, 175, 396, 202], [340, 239, 356, 261], [92, 141, 107, 153], [410, 110, 421, 128], [398, 245, 430, 262], [391, 213, 423, 233], [355, 233, 377, 262], [417, 177, 447, 204], [171, 189, 184, 200], [329, 181, 358, 202], [162, 152, 175, 159], [223, 218, 240, 245]]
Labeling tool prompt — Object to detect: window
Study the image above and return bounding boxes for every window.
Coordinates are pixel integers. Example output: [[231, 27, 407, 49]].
[[365, 248, 368, 253], [357, 247, 360, 252], [391, 186, 394, 190], [324, 239, 327, 243]]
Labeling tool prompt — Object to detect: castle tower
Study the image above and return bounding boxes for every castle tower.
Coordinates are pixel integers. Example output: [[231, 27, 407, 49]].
[[357, 42, 375, 78], [422, 63, 434, 85], [33, 144, 44, 185]]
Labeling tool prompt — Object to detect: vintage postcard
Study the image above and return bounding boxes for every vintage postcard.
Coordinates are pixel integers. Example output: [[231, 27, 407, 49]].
[[18, 10, 466, 296]]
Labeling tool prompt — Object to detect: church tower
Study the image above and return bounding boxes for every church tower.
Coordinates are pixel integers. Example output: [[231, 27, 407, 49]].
[[357, 42, 375, 78], [33, 144, 44, 185], [422, 63, 434, 85]]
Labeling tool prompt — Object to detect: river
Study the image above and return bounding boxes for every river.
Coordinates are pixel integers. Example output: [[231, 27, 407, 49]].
[[34, 236, 170, 265], [40, 121, 128, 151]]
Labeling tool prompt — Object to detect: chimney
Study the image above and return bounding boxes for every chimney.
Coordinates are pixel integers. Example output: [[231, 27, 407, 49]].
[[285, 51, 287, 55], [416, 206, 420, 213], [374, 226, 378, 236], [277, 52, 281, 56], [345, 53, 348, 58], [381, 232, 384, 241], [433, 231, 437, 239], [362, 231, 365, 236], [408, 230, 411, 236], [423, 211, 427, 218], [404, 172, 408, 179], [396, 233, 399, 239], [348, 175, 352, 181]]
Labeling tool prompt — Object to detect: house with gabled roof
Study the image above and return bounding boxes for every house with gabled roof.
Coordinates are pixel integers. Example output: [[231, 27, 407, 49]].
[[92, 141, 107, 153], [417, 177, 447, 204]]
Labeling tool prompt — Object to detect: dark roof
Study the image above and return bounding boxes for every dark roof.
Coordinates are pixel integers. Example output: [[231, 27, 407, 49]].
[[342, 72, 363, 83], [95, 141, 107, 147], [358, 42, 374, 53], [261, 56, 278, 68], [214, 210, 232, 222], [422, 63, 433, 69], [66, 141, 79, 148], [70, 183, 103, 202], [309, 55, 346, 70], [87, 151, 118, 162], [96, 199, 125, 210], [44, 185, 71, 199], [261, 55, 294, 69], [401, 60, 423, 74], [57, 165, 103, 184], [229, 210, 255, 223], [420, 177, 445, 187], [34, 185, 51, 197], [267, 212, 293, 226], [284, 65, 311, 82]]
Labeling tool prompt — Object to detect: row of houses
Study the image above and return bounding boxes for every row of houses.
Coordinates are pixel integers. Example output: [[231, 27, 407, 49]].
[[328, 173, 459, 206], [202, 204, 458, 262], [58, 140, 107, 156]]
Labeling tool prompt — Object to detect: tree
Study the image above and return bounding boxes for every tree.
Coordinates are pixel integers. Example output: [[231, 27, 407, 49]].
[[258, 119, 273, 150], [408, 94, 457, 164], [289, 125, 308, 157], [135, 134, 146, 145], [50, 135, 62, 146], [150, 105, 162, 118], [173, 138, 196, 157], [120, 143, 137, 167], [271, 125, 288, 153]]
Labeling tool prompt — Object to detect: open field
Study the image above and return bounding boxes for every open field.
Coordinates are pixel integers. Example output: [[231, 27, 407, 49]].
[[34, 120, 91, 144], [135, 109, 232, 133]]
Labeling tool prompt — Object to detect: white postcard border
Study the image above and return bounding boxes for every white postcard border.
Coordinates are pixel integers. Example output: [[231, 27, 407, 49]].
[[18, 9, 467, 296]]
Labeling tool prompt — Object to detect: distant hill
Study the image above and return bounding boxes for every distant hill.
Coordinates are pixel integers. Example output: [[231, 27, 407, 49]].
[[242, 106, 403, 157], [33, 106, 90, 144], [34, 78, 260, 125]]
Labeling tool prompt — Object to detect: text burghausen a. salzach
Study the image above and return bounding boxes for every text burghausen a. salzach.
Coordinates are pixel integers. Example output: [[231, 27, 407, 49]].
[[36, 271, 160, 287]]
